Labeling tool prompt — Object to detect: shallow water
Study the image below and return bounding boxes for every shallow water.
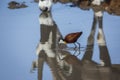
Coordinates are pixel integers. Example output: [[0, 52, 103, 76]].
[[0, 1, 120, 80], [35, 3, 120, 80], [35, 3, 119, 80]]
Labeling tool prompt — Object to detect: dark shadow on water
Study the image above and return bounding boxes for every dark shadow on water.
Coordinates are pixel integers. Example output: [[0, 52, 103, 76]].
[[31, 11, 120, 80]]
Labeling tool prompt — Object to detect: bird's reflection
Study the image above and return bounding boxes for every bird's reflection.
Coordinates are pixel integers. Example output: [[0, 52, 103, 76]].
[[31, 11, 120, 80]]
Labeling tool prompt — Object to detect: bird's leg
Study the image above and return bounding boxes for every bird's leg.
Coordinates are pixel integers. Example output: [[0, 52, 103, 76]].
[[73, 43, 77, 49], [73, 45, 78, 56], [76, 42, 81, 56], [73, 42, 81, 56], [76, 42, 80, 49]]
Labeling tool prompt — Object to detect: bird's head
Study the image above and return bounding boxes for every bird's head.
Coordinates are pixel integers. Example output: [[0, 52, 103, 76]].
[[59, 39, 67, 44]]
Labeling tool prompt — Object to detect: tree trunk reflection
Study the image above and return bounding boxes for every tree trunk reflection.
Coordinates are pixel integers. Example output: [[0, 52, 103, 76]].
[[31, 11, 120, 80]]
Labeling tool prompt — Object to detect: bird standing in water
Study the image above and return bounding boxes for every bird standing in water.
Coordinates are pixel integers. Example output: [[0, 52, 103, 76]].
[[59, 32, 83, 56], [59, 32, 83, 50]]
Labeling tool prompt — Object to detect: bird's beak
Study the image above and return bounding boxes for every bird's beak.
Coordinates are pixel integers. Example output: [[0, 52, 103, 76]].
[[63, 41, 67, 44], [59, 39, 67, 44]]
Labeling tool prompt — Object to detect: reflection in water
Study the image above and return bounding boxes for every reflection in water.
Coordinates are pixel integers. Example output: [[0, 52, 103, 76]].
[[32, 12, 74, 80], [81, 14, 112, 80], [57, 0, 120, 16], [31, 11, 120, 80]]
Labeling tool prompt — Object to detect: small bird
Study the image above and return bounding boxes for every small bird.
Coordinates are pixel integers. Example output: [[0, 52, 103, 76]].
[[59, 32, 83, 48], [59, 32, 83, 56]]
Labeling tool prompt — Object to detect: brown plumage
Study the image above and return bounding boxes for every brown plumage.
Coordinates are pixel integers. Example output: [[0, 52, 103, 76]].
[[63, 32, 83, 43], [59, 32, 83, 56]]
